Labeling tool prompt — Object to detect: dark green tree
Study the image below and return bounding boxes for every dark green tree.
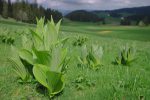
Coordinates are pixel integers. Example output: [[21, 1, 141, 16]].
[[120, 18, 131, 25], [2, 1, 8, 18], [102, 18, 106, 25], [65, 10, 101, 22], [0, 0, 3, 15], [1, 0, 63, 23], [143, 16, 149, 26], [8, 0, 13, 17], [45, 8, 63, 22]]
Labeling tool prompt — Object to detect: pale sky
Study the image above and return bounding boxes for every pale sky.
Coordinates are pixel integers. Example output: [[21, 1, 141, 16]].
[[13, 0, 150, 10]]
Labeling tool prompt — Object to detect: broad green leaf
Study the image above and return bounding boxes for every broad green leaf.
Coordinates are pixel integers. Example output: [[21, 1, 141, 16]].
[[78, 57, 84, 64], [46, 71, 64, 97], [50, 16, 55, 26], [78, 45, 88, 66], [22, 35, 32, 51], [33, 47, 51, 66], [8, 58, 29, 81], [33, 64, 49, 88], [58, 48, 68, 68], [115, 52, 122, 65], [33, 64, 64, 98], [92, 45, 103, 60], [81, 45, 88, 59], [56, 19, 62, 34], [87, 52, 97, 64], [50, 45, 67, 72], [36, 18, 45, 38], [43, 21, 57, 50], [115, 46, 136, 65], [78, 45, 103, 70], [56, 37, 69, 46], [19, 49, 34, 65], [30, 29, 43, 50], [8, 46, 29, 81], [61, 57, 70, 74]]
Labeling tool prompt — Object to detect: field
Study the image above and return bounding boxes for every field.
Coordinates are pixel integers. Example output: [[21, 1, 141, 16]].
[[0, 20, 150, 100]]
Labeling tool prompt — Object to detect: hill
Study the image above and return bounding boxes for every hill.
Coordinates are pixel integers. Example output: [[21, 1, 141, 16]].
[[93, 6, 150, 14], [65, 6, 150, 25], [65, 10, 103, 22], [93, 6, 150, 24]]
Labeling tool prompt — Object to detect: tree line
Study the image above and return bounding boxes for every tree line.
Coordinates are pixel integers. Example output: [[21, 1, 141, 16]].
[[65, 10, 104, 23], [0, 0, 63, 23]]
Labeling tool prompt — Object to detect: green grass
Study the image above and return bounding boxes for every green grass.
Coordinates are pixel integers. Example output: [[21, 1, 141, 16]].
[[61, 23, 150, 41], [0, 20, 150, 100]]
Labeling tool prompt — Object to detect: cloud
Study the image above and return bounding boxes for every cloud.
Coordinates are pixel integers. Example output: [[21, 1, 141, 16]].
[[49, 0, 150, 10], [37, 0, 46, 4], [13, 0, 150, 10]]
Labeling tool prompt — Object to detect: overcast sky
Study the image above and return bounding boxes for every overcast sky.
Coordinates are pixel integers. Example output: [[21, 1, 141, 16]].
[[34, 0, 150, 11], [11, 0, 150, 11]]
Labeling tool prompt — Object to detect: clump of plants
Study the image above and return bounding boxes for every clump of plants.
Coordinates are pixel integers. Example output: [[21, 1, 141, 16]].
[[78, 44, 103, 70], [73, 75, 95, 90], [8, 17, 70, 98], [138, 20, 146, 27], [72, 36, 88, 46], [115, 46, 136, 65], [0, 33, 15, 45]]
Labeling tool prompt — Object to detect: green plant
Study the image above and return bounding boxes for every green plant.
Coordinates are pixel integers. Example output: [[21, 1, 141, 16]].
[[78, 45, 103, 70], [0, 34, 15, 45], [73, 75, 95, 91], [77, 45, 88, 68], [8, 46, 31, 82], [33, 64, 65, 98], [73, 36, 88, 46], [8, 17, 69, 98], [87, 45, 103, 70], [115, 46, 136, 65]]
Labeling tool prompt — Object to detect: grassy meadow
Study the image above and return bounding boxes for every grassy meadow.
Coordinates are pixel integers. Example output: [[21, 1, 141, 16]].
[[0, 19, 150, 100]]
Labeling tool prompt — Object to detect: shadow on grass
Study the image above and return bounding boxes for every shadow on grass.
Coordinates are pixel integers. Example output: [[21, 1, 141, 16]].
[[111, 61, 118, 65], [35, 83, 64, 100], [36, 83, 47, 95]]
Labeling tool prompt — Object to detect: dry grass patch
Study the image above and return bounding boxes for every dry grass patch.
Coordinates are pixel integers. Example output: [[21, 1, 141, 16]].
[[98, 31, 112, 35]]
